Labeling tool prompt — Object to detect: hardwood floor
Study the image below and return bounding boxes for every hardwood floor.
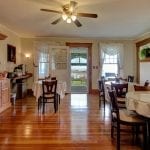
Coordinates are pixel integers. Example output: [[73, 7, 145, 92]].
[[0, 94, 142, 150]]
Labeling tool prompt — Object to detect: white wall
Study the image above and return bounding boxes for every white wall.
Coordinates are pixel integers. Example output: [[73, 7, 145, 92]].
[[140, 62, 150, 84], [0, 24, 137, 91], [20, 37, 136, 90]]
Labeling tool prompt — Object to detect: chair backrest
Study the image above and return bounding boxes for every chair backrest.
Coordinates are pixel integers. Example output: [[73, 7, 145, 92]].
[[98, 80, 105, 93], [108, 90, 119, 120], [127, 75, 134, 82], [144, 80, 149, 87], [134, 85, 150, 91], [111, 83, 128, 98], [42, 80, 57, 96], [51, 77, 56, 80]]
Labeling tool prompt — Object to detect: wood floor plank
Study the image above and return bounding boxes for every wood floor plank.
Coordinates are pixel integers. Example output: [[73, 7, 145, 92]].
[[0, 94, 142, 150]]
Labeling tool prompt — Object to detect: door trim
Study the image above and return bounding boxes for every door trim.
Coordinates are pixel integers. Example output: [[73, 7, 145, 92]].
[[66, 43, 92, 93]]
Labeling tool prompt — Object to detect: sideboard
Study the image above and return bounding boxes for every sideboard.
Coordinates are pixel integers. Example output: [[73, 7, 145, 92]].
[[0, 78, 11, 113]]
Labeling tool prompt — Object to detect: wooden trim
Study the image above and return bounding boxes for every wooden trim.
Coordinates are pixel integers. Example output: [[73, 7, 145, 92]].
[[91, 89, 99, 94], [0, 33, 7, 40], [66, 42, 92, 93], [136, 38, 150, 83], [136, 38, 150, 47]]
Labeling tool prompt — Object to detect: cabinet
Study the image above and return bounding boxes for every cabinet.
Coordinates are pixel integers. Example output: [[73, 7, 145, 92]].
[[0, 33, 7, 40], [0, 79, 11, 113]]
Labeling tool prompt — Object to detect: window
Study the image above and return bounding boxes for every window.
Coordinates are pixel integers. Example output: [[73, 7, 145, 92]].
[[38, 52, 49, 79], [102, 53, 118, 77]]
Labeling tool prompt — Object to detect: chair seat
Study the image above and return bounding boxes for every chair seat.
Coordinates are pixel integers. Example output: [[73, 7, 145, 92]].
[[119, 109, 145, 124], [43, 93, 55, 99], [117, 97, 126, 102]]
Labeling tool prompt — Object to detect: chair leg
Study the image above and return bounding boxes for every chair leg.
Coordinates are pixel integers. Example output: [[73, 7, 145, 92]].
[[103, 95, 105, 110], [42, 99, 45, 114], [143, 124, 147, 150], [54, 96, 57, 113], [111, 122, 114, 138], [135, 126, 140, 144], [117, 123, 120, 150], [58, 94, 60, 104], [38, 96, 42, 110], [99, 92, 101, 108]]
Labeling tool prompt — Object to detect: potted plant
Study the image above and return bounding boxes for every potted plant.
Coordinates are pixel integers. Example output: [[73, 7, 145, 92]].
[[139, 47, 150, 60]]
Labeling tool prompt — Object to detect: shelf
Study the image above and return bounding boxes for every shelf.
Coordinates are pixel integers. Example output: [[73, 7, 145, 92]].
[[140, 57, 150, 62], [0, 33, 7, 40]]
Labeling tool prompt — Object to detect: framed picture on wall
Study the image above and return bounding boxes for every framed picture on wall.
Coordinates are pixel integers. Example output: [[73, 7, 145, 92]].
[[7, 44, 16, 63]]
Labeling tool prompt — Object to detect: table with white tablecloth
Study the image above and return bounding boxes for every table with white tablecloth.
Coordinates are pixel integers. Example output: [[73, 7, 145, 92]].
[[126, 91, 150, 150], [126, 91, 150, 118], [33, 80, 67, 101]]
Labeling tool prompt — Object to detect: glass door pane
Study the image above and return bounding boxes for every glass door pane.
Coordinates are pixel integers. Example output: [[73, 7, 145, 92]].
[[70, 48, 88, 93]]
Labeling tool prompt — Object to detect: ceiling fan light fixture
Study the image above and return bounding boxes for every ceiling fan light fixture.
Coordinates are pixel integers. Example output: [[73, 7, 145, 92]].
[[71, 15, 77, 21], [62, 14, 67, 20], [66, 17, 72, 23]]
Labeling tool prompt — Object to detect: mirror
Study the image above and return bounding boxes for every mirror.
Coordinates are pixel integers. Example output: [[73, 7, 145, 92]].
[[7, 44, 16, 63]]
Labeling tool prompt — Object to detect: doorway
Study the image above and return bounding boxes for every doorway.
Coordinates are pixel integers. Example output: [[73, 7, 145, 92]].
[[70, 48, 88, 93], [66, 43, 92, 94]]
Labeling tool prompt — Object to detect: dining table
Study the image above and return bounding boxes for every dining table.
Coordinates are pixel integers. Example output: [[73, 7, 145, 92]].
[[126, 91, 150, 150], [33, 80, 67, 102]]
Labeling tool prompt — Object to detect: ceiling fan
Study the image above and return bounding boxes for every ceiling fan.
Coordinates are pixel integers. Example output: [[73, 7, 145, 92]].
[[40, 1, 98, 27]]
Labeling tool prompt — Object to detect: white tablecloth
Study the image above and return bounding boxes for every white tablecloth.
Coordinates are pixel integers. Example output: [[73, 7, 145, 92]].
[[33, 80, 67, 101], [126, 91, 150, 118]]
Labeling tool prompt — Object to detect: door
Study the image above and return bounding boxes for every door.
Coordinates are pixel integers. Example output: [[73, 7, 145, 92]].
[[70, 47, 88, 93], [66, 43, 92, 93], [49, 46, 71, 93]]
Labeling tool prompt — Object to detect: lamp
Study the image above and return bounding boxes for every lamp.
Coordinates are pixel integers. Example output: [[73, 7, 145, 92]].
[[25, 54, 31, 58], [62, 13, 77, 23]]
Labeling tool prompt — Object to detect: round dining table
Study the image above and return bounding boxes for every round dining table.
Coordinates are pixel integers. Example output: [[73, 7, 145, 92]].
[[126, 91, 150, 150], [126, 91, 150, 118]]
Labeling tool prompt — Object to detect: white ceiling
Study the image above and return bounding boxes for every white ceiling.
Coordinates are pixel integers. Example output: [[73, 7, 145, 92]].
[[0, 0, 150, 39]]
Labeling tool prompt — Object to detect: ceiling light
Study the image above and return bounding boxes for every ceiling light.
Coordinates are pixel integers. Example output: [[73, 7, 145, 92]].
[[66, 18, 72, 23], [62, 14, 67, 20], [71, 15, 77, 21]]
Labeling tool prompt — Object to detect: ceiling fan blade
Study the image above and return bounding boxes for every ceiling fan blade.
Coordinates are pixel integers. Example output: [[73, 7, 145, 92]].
[[77, 13, 98, 18], [51, 18, 62, 25], [74, 19, 82, 27], [40, 8, 62, 14]]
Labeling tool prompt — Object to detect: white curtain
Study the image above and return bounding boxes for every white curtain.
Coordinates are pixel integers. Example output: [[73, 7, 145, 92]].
[[99, 43, 124, 77], [34, 42, 49, 81]]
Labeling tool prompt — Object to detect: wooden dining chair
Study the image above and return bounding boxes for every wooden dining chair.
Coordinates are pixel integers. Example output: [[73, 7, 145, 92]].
[[38, 80, 58, 113], [128, 75, 134, 82], [98, 80, 105, 109], [51, 77, 57, 80], [111, 83, 128, 108], [51, 76, 61, 104], [108, 90, 146, 150]]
